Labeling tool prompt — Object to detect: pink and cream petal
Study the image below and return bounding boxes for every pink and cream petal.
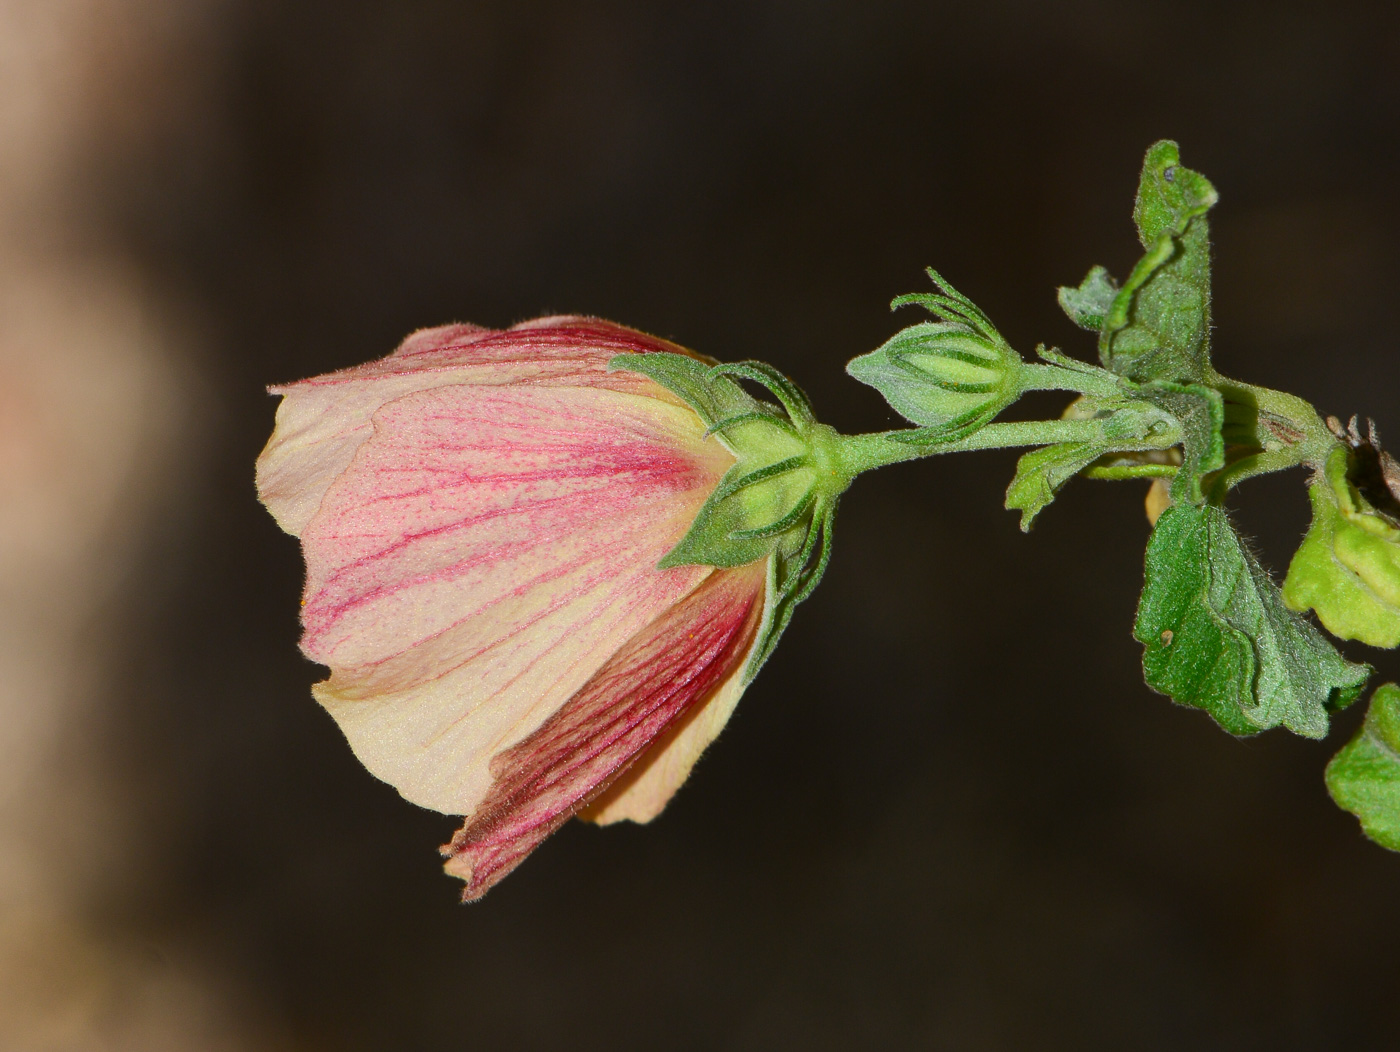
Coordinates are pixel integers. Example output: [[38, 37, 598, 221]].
[[299, 384, 732, 670], [256, 317, 704, 535], [579, 634, 754, 826], [314, 553, 712, 815], [441, 563, 766, 901], [299, 382, 735, 816]]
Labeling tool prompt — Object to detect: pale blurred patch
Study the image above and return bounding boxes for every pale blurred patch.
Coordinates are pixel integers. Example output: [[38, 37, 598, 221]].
[[0, 1, 279, 1047]]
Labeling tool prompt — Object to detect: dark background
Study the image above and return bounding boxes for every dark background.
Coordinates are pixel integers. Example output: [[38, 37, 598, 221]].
[[93, 1, 1400, 1047]]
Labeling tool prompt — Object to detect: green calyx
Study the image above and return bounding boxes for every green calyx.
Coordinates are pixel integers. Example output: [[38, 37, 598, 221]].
[[1284, 443, 1400, 647], [1326, 684, 1400, 852], [608, 351, 850, 682]]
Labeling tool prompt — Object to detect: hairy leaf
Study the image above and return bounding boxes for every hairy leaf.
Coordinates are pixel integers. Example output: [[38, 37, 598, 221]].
[[1057, 266, 1119, 333], [1134, 503, 1370, 738], [1138, 381, 1224, 504], [1005, 442, 1108, 531], [1099, 141, 1218, 383]]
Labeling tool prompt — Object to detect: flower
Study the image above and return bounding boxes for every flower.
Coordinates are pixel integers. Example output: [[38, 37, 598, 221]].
[[257, 317, 788, 900]]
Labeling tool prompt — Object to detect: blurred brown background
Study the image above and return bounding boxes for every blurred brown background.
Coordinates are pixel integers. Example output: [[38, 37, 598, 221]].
[[4, 0, 1400, 1048]]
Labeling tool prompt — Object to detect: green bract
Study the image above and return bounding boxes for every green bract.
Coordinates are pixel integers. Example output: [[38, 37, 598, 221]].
[[846, 270, 1022, 441], [609, 351, 847, 681], [1284, 444, 1400, 647], [1326, 683, 1400, 851], [1134, 503, 1370, 738]]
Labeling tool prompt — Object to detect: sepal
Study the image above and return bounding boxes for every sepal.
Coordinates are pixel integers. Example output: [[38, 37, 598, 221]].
[[610, 351, 848, 682]]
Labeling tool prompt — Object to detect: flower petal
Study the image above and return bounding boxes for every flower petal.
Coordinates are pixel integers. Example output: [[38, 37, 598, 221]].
[[440, 563, 765, 900], [304, 382, 735, 816], [256, 317, 702, 535], [579, 652, 751, 826]]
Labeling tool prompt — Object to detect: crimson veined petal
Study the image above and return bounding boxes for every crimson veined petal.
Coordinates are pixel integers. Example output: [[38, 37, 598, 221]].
[[256, 316, 705, 535], [440, 562, 766, 901], [301, 382, 735, 817]]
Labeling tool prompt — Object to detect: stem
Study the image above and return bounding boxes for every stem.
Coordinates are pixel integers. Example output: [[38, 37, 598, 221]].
[[1204, 372, 1341, 498], [836, 418, 1110, 476], [1016, 362, 1120, 397]]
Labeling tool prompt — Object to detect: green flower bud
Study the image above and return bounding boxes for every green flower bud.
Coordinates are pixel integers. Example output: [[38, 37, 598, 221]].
[[847, 269, 1022, 437], [1283, 438, 1400, 647]]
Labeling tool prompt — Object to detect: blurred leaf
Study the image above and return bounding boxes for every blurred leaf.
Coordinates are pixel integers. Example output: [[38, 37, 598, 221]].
[[1134, 503, 1370, 738], [1326, 684, 1400, 851], [1285, 445, 1400, 648]]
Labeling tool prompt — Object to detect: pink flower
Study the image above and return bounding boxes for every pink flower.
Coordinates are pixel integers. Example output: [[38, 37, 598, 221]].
[[256, 317, 771, 900]]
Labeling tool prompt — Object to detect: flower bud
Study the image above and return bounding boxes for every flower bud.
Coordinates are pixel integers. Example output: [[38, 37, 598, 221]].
[[1284, 437, 1400, 647], [847, 270, 1022, 437]]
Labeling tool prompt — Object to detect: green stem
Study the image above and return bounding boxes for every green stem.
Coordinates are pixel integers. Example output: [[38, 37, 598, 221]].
[[836, 418, 1109, 476], [1204, 372, 1341, 498], [1016, 362, 1121, 397]]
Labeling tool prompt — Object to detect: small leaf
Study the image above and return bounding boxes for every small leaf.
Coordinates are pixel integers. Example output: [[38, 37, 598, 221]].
[[1057, 266, 1119, 332], [1326, 683, 1400, 851], [1134, 503, 1370, 738], [1131, 140, 1220, 248], [1005, 442, 1108, 531], [1099, 141, 1218, 383]]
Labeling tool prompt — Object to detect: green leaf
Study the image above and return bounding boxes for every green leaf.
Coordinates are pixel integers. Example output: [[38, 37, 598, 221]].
[[1005, 442, 1108, 531], [1284, 445, 1400, 648], [1057, 266, 1119, 332], [1099, 141, 1219, 383], [1134, 503, 1370, 738], [1138, 381, 1224, 504], [1326, 683, 1400, 851]]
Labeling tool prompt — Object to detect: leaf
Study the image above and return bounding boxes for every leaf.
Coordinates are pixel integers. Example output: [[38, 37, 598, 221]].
[[1005, 442, 1108, 531], [1099, 141, 1219, 383], [1057, 266, 1119, 332], [1326, 683, 1400, 851], [1137, 380, 1224, 504], [1134, 503, 1370, 738], [1284, 445, 1400, 648]]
